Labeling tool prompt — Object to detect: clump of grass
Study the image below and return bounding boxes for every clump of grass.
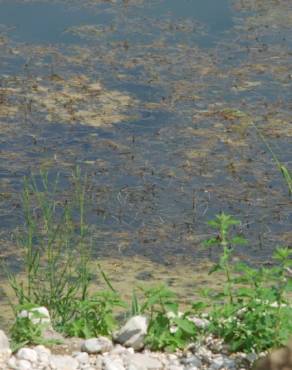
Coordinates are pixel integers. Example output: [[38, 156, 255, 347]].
[[4, 168, 93, 325], [4, 167, 128, 345]]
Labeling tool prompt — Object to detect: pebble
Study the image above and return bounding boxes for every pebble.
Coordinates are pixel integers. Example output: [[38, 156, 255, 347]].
[[0, 327, 257, 370], [82, 337, 113, 354], [16, 347, 38, 363], [126, 353, 163, 370], [50, 354, 79, 370], [16, 359, 32, 370], [103, 356, 126, 370], [181, 355, 202, 368]]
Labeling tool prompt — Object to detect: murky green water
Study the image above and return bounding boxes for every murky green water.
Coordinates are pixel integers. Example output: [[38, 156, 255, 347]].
[[0, 0, 291, 279]]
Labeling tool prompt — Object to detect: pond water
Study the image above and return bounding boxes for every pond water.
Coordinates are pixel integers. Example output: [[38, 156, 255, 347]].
[[0, 0, 291, 285]]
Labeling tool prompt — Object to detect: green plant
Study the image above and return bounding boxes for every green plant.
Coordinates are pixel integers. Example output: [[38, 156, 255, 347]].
[[252, 123, 292, 196], [61, 291, 126, 338], [204, 213, 292, 353], [204, 212, 247, 304], [134, 285, 196, 351], [4, 168, 92, 325], [9, 304, 61, 352]]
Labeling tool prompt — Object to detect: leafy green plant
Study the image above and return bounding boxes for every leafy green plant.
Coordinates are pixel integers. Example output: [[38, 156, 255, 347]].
[[204, 212, 247, 304], [133, 285, 196, 351], [204, 213, 292, 353], [9, 304, 61, 352], [61, 291, 126, 338]]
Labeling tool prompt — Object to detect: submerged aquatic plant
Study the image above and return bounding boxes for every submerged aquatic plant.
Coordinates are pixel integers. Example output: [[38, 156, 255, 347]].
[[252, 122, 292, 196]]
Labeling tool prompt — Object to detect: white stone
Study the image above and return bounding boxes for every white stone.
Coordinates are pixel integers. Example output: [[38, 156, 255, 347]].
[[34, 344, 51, 364], [103, 356, 126, 370], [16, 359, 32, 370], [126, 353, 163, 370], [34, 345, 51, 356], [81, 337, 113, 354], [0, 330, 10, 353], [16, 347, 38, 363], [73, 351, 89, 364], [49, 354, 79, 370], [114, 316, 148, 350], [18, 306, 51, 326], [7, 356, 17, 369], [94, 356, 103, 369], [110, 344, 127, 355]]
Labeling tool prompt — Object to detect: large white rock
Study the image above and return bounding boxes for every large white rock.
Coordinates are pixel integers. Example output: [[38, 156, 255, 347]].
[[18, 306, 51, 326], [81, 337, 113, 354], [16, 347, 38, 363], [49, 354, 79, 370], [126, 353, 163, 370], [114, 316, 148, 350]]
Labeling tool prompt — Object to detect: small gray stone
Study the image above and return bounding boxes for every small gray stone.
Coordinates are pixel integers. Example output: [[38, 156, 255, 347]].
[[222, 357, 236, 369], [16, 347, 38, 363], [209, 356, 225, 370], [81, 337, 113, 354], [114, 316, 148, 351], [181, 355, 202, 368]]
